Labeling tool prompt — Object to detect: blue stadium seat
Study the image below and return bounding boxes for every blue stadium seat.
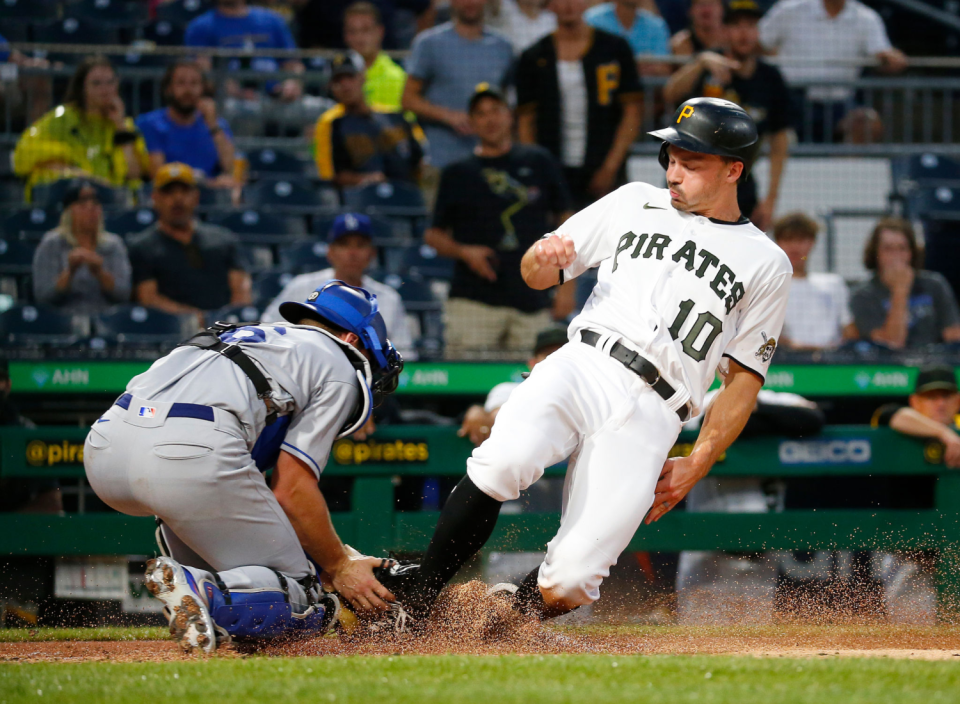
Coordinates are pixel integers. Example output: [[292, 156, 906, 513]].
[[341, 181, 426, 217], [245, 148, 309, 179], [31, 180, 121, 209], [402, 243, 454, 281], [279, 240, 329, 274], [909, 186, 960, 221], [156, 0, 212, 25], [245, 179, 325, 210], [204, 303, 261, 328], [94, 305, 187, 346], [141, 19, 185, 46], [118, 49, 171, 70], [33, 19, 121, 59], [897, 153, 960, 183], [382, 275, 443, 359], [253, 269, 296, 310], [213, 210, 303, 238], [104, 208, 157, 238], [2, 208, 57, 239], [0, 237, 37, 275], [0, 305, 83, 347]]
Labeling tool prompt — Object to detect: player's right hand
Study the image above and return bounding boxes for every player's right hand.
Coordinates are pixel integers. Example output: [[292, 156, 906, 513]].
[[330, 553, 396, 613], [535, 234, 576, 270]]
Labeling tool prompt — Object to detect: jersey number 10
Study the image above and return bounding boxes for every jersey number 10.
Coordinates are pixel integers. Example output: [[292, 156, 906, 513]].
[[668, 299, 723, 362]]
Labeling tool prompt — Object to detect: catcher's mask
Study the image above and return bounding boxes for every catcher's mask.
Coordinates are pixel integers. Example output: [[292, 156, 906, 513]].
[[278, 281, 404, 405]]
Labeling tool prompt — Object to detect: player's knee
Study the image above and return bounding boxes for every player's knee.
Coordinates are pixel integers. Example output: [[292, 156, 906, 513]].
[[466, 443, 545, 502]]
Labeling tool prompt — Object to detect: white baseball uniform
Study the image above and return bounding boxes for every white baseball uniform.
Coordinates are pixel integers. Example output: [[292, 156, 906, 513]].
[[466, 181, 792, 606]]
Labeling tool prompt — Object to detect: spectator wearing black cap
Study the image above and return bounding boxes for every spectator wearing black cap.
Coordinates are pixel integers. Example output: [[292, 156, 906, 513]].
[[128, 163, 251, 324], [872, 366, 960, 468], [425, 86, 573, 359], [663, 0, 791, 230], [31, 180, 132, 314], [260, 212, 414, 360], [315, 54, 426, 188], [458, 325, 568, 445], [870, 364, 959, 624]]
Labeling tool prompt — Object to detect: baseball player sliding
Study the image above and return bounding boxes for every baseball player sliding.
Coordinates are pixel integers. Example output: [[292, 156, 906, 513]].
[[83, 282, 405, 653], [382, 97, 793, 627]]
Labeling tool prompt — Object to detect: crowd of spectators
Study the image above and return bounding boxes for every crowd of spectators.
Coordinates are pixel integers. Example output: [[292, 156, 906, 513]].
[[0, 0, 944, 363]]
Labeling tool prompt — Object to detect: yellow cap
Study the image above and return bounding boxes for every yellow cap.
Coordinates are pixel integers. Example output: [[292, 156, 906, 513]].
[[154, 162, 197, 190]]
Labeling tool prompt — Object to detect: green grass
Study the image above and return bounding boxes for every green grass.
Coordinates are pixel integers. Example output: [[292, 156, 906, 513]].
[[2, 655, 960, 704], [0, 627, 166, 643]]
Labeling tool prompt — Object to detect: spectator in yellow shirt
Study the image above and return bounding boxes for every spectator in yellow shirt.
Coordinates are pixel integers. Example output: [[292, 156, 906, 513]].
[[343, 2, 408, 111], [13, 56, 149, 201]]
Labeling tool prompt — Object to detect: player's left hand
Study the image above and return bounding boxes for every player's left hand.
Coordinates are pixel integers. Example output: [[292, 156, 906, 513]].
[[644, 455, 710, 524], [329, 553, 396, 613]]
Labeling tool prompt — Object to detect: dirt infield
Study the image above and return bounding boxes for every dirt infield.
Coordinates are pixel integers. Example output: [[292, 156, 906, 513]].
[[3, 582, 960, 663]]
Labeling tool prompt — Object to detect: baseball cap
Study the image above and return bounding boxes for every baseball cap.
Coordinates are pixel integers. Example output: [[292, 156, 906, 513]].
[[533, 326, 569, 355], [914, 365, 958, 394], [468, 82, 507, 113], [62, 179, 100, 208], [330, 53, 361, 80], [329, 212, 372, 244], [154, 162, 197, 191], [724, 0, 763, 21]]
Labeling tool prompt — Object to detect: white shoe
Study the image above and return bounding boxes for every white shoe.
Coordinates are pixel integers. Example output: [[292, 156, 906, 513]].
[[145, 557, 219, 654]]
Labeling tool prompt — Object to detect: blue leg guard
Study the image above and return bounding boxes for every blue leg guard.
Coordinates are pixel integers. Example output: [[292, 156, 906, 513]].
[[192, 568, 337, 640]]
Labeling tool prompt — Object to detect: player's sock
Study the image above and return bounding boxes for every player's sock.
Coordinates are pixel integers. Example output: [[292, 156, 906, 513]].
[[514, 567, 579, 621], [405, 475, 502, 615]]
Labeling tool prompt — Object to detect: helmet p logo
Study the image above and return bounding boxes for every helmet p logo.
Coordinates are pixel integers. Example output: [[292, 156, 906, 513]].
[[677, 105, 695, 124]]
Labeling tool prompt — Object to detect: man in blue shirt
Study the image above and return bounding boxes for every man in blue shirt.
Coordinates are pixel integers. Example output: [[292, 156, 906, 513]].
[[136, 61, 236, 187], [585, 0, 672, 76], [185, 0, 305, 102], [401, 0, 514, 169]]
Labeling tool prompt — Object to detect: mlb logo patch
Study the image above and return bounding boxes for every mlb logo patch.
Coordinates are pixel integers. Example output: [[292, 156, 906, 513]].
[[138, 406, 157, 418]]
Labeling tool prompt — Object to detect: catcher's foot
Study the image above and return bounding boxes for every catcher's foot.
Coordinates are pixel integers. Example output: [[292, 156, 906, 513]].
[[145, 557, 221, 654]]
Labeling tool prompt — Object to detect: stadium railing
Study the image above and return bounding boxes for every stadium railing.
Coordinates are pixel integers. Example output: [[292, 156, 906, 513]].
[[1, 423, 959, 618]]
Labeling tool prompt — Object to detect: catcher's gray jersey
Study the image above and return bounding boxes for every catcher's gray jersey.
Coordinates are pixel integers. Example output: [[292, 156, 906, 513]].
[[125, 323, 360, 477]]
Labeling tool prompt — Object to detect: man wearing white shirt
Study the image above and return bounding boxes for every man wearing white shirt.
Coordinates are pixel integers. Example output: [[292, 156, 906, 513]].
[[485, 0, 558, 54], [262, 213, 416, 361], [759, 0, 906, 141], [773, 213, 857, 349]]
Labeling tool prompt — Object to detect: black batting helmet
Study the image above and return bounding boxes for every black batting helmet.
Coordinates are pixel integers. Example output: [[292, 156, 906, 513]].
[[649, 98, 760, 178]]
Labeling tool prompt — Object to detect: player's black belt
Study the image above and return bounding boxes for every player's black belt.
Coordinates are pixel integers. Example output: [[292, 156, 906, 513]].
[[579, 330, 689, 421], [114, 393, 215, 422]]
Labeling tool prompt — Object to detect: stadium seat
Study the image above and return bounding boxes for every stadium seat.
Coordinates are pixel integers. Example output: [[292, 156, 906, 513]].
[[204, 303, 261, 328], [2, 208, 57, 239], [244, 148, 310, 179], [94, 305, 188, 346], [382, 274, 444, 359], [403, 243, 454, 281], [909, 186, 960, 221], [141, 19, 185, 46], [0, 305, 83, 347], [31, 180, 122, 209], [0, 0, 59, 20], [72, 0, 148, 27], [33, 19, 122, 60], [896, 153, 960, 183], [253, 269, 296, 310], [212, 210, 303, 238], [341, 181, 426, 217], [279, 240, 329, 275], [104, 209, 157, 238], [0, 237, 37, 274], [244, 179, 326, 210], [118, 48, 171, 70], [156, 0, 212, 25]]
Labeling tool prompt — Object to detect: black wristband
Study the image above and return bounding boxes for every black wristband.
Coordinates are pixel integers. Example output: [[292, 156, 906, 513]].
[[113, 130, 138, 146]]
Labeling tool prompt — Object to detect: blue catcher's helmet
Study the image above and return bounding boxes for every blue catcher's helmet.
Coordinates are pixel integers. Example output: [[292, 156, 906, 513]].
[[278, 281, 404, 400]]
